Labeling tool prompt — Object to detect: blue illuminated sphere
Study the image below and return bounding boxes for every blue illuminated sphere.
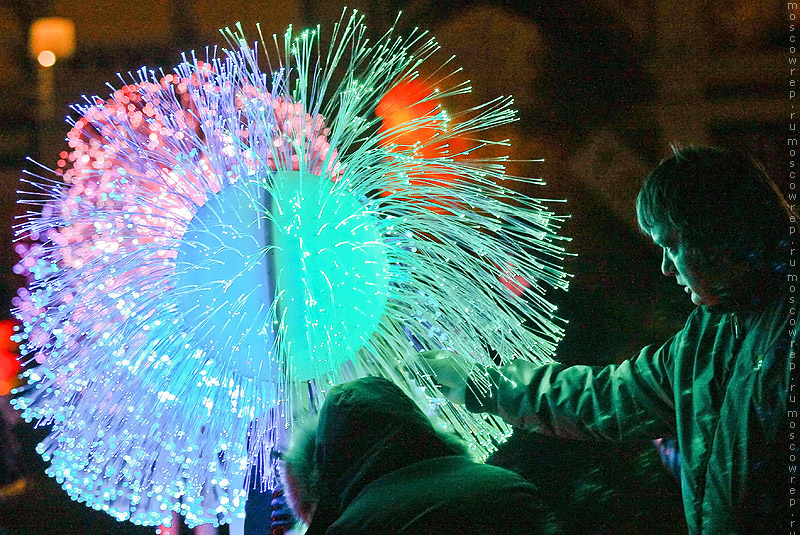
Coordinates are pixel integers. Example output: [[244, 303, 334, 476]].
[[176, 171, 389, 382]]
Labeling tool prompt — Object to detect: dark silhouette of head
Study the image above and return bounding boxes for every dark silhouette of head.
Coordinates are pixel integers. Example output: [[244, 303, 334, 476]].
[[636, 146, 795, 306]]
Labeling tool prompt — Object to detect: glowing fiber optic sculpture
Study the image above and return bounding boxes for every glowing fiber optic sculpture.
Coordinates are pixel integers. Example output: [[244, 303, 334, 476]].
[[12, 11, 569, 528]]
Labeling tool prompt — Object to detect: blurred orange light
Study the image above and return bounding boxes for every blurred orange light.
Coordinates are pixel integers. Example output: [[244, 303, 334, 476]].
[[0, 319, 19, 352], [29, 17, 75, 59], [376, 80, 471, 214], [0, 320, 21, 394], [38, 50, 56, 67], [0, 348, 20, 389]]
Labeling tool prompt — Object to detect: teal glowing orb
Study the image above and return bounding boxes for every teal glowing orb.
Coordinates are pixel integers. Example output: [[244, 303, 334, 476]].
[[271, 171, 389, 381], [176, 171, 389, 383]]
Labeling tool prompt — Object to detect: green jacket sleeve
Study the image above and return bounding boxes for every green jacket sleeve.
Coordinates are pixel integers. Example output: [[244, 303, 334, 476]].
[[465, 340, 679, 441]]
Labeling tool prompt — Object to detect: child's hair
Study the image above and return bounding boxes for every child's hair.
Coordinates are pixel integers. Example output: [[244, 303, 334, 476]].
[[636, 145, 795, 280]]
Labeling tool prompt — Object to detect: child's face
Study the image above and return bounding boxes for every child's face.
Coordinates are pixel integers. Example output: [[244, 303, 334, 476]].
[[649, 225, 724, 307]]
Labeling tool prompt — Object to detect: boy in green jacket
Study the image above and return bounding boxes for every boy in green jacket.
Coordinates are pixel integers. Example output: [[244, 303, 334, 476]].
[[424, 146, 797, 534]]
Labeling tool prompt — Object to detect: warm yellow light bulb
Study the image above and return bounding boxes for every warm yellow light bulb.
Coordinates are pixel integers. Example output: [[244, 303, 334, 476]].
[[37, 50, 56, 67]]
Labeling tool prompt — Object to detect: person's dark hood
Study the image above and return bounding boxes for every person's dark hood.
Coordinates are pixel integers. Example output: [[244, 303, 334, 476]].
[[306, 376, 461, 534]]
